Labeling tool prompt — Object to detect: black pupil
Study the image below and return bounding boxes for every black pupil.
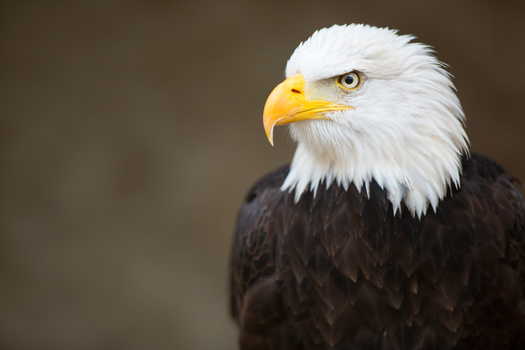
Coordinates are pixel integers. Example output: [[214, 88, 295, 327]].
[[345, 74, 355, 86]]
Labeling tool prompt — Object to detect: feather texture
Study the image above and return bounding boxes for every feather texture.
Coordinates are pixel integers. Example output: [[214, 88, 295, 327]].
[[230, 154, 525, 349], [280, 24, 468, 216]]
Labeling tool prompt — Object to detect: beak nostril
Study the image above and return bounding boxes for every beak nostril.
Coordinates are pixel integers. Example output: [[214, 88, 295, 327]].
[[291, 88, 302, 95]]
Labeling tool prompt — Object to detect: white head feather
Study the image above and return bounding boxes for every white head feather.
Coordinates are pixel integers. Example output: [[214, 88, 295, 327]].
[[280, 24, 469, 217]]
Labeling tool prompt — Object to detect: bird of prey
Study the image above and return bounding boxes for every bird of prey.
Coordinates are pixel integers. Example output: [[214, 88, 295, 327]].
[[230, 24, 525, 350]]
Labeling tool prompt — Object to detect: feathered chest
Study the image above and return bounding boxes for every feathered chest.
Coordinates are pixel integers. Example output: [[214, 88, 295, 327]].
[[269, 181, 487, 347], [230, 155, 525, 349]]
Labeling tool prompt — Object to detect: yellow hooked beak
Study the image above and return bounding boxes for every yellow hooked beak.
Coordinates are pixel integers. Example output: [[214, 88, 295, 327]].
[[263, 74, 352, 145]]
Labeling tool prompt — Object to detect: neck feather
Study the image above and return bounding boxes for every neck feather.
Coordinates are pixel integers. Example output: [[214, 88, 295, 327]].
[[281, 127, 468, 217]]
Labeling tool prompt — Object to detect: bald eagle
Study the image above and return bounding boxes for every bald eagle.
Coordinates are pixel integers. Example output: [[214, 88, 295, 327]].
[[230, 24, 525, 350]]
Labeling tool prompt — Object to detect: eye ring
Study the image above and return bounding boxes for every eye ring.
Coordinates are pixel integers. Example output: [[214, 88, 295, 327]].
[[337, 71, 362, 90]]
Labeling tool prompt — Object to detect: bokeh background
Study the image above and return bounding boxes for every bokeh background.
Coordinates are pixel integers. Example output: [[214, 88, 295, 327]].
[[1, 1, 524, 349]]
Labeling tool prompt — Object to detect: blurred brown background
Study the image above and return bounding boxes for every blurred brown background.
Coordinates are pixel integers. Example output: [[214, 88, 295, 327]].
[[1, 1, 524, 349]]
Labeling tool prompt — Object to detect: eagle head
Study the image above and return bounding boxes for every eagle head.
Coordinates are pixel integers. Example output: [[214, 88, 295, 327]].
[[263, 24, 469, 217]]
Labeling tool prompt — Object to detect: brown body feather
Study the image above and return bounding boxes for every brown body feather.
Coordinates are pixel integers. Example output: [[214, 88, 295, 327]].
[[230, 154, 525, 349]]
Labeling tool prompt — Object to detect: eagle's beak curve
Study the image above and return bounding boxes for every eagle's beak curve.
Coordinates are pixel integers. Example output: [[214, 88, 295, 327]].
[[263, 74, 352, 146]]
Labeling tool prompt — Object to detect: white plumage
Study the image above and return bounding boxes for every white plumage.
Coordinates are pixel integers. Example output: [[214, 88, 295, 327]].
[[280, 24, 469, 216]]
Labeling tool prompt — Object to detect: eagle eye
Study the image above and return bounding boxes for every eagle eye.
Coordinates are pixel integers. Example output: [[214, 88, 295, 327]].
[[337, 71, 362, 90]]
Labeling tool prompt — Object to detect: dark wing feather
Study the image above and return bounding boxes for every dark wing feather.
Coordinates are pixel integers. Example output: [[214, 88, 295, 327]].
[[229, 166, 294, 347], [230, 154, 525, 350]]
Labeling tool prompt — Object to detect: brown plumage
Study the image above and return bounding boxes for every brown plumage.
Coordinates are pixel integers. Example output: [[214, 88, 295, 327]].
[[230, 154, 525, 349]]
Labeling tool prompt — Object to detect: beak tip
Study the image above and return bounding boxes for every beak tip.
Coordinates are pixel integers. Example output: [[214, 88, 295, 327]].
[[265, 129, 275, 146], [264, 119, 276, 146]]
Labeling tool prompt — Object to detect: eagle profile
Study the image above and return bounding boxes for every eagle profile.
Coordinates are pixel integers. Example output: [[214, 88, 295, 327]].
[[230, 24, 525, 350]]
